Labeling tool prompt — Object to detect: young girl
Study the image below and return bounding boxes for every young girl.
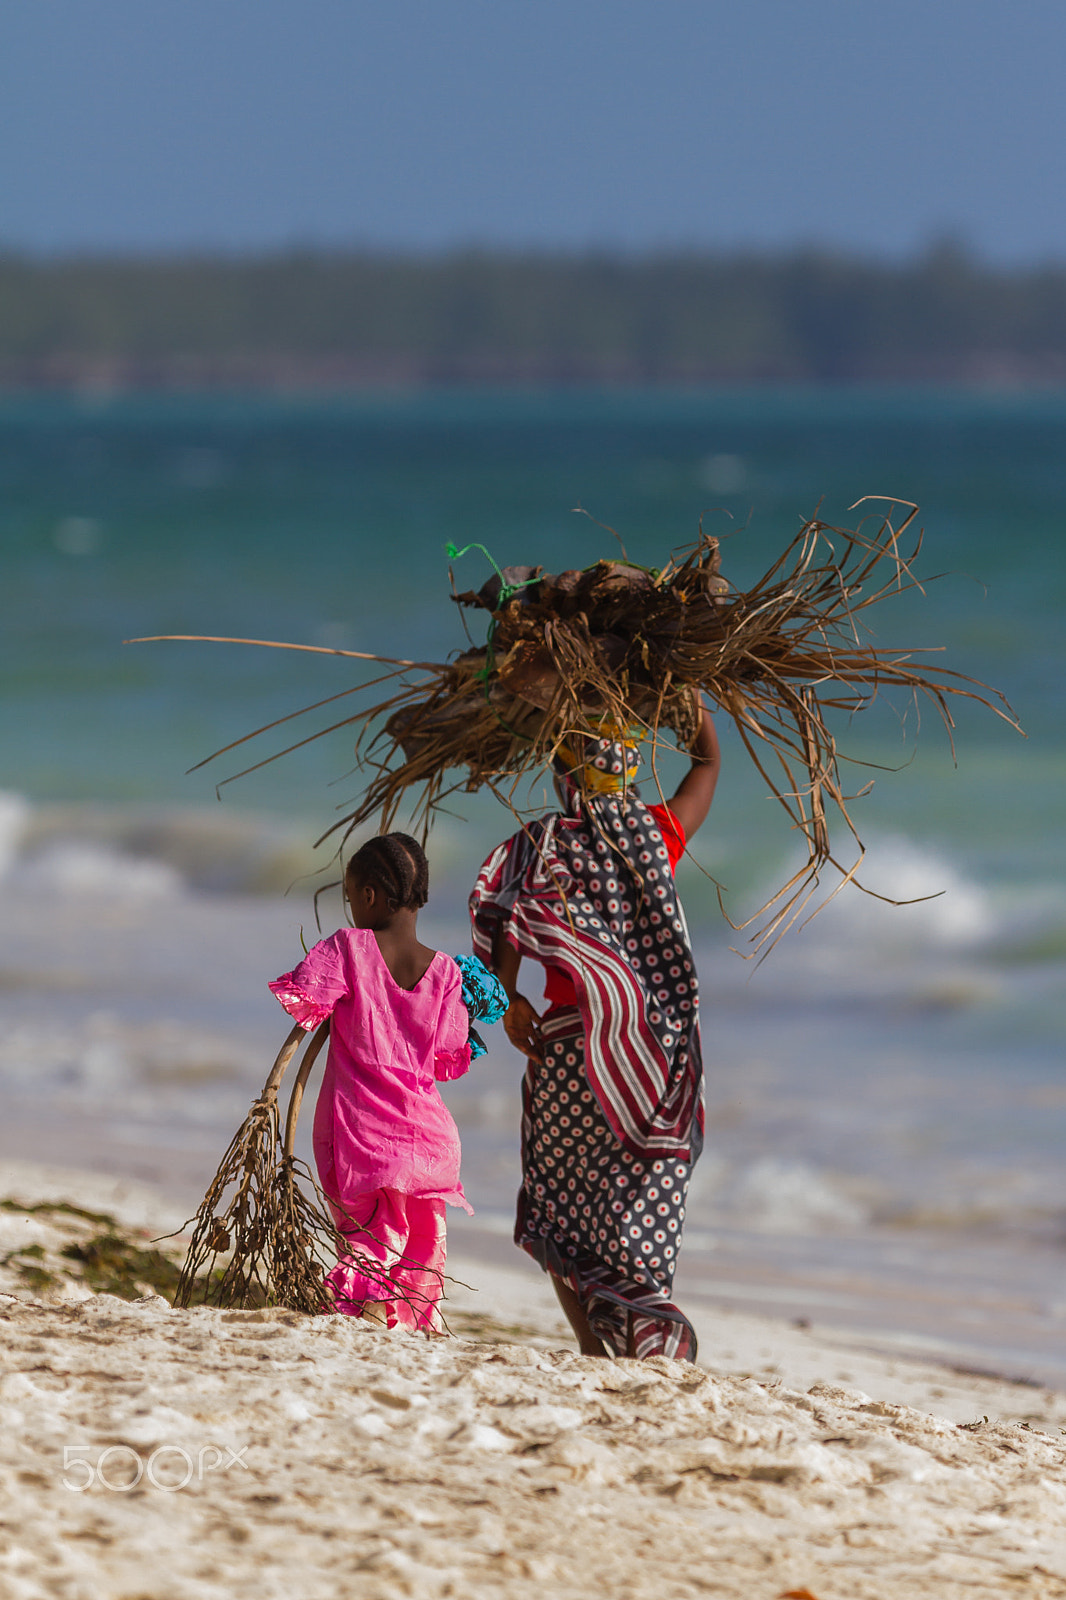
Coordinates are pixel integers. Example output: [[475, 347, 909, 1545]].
[[269, 832, 505, 1331]]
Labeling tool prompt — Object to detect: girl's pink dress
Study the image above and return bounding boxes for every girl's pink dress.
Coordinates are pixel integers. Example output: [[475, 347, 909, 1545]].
[[269, 927, 472, 1329]]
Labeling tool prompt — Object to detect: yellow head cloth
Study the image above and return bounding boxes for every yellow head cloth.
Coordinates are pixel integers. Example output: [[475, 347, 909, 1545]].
[[556, 720, 645, 796]]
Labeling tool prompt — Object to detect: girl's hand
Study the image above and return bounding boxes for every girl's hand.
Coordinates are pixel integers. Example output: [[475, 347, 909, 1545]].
[[504, 993, 545, 1063]]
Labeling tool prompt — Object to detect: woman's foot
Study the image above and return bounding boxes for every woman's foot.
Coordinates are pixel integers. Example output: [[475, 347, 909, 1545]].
[[550, 1274, 609, 1358]]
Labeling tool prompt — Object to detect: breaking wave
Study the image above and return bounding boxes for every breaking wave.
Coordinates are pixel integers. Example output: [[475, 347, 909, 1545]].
[[708, 831, 1066, 1015], [0, 790, 321, 898]]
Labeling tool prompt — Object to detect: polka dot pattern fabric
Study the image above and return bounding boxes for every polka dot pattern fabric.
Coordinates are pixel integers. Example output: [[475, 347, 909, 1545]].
[[516, 1014, 697, 1361], [471, 771, 703, 1159]]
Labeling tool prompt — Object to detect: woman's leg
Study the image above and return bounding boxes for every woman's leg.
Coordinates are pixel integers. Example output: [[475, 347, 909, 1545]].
[[521, 1024, 696, 1360], [550, 1273, 609, 1357]]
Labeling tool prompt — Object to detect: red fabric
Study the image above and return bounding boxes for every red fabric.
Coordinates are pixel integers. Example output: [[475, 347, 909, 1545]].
[[325, 1187, 447, 1331], [651, 802, 687, 871], [542, 803, 686, 1008]]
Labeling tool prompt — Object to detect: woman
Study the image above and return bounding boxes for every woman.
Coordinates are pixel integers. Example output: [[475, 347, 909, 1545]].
[[469, 702, 720, 1360]]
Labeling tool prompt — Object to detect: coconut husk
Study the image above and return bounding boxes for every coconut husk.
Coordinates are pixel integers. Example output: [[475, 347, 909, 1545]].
[[134, 498, 1020, 956]]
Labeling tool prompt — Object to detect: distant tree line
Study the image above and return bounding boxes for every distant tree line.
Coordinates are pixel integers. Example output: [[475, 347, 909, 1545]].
[[2, 244, 1066, 386]]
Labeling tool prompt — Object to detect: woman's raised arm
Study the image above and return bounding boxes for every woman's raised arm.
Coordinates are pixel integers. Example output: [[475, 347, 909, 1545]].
[[665, 700, 720, 841]]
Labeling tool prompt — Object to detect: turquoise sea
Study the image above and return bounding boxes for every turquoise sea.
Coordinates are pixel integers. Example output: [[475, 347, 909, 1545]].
[[1, 390, 1063, 1379]]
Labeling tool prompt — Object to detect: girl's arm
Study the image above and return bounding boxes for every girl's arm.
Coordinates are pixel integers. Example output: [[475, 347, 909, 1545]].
[[492, 923, 545, 1064], [434, 967, 475, 1081], [269, 931, 349, 1031], [666, 700, 720, 841], [450, 954, 508, 1062]]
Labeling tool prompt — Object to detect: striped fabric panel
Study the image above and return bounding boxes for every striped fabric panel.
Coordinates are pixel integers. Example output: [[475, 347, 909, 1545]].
[[470, 817, 702, 1160], [510, 893, 698, 1157]]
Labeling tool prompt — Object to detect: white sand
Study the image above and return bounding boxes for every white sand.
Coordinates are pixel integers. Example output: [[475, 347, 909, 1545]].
[[2, 1160, 1066, 1599]]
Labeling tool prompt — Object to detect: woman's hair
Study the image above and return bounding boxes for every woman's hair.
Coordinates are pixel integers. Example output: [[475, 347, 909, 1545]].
[[345, 832, 429, 911]]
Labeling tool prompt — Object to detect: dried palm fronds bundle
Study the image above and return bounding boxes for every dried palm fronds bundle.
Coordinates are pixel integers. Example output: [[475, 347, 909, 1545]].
[[176, 1023, 435, 1317], [376, 539, 722, 808], [135, 498, 1018, 955]]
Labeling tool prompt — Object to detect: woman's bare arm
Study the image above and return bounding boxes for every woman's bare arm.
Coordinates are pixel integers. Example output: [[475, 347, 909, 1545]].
[[492, 923, 545, 1063], [666, 700, 720, 841]]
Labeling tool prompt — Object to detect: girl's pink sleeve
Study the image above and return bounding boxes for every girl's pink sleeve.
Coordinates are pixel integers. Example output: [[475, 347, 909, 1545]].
[[269, 932, 350, 1032], [433, 966, 472, 1082]]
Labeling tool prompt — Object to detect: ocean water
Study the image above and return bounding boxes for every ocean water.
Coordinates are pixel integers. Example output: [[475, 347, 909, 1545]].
[[1, 389, 1064, 1379]]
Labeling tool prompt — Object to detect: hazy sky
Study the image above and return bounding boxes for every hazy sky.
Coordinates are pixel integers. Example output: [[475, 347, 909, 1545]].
[[3, 0, 1064, 261]]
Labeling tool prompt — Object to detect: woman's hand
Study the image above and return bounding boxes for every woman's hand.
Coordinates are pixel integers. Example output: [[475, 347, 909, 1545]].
[[504, 993, 545, 1064], [492, 926, 544, 1062]]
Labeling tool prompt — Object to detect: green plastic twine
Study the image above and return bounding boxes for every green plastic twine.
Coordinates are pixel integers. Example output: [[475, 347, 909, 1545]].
[[444, 540, 542, 608], [444, 540, 538, 742], [445, 540, 503, 582], [443, 538, 667, 753]]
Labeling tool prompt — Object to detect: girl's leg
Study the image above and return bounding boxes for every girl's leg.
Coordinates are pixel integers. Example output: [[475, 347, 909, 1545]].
[[550, 1273, 609, 1358], [326, 1189, 405, 1321], [388, 1197, 448, 1332], [357, 1301, 391, 1326]]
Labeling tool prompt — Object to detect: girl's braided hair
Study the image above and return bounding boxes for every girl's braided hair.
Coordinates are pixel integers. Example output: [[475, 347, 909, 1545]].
[[345, 832, 429, 911]]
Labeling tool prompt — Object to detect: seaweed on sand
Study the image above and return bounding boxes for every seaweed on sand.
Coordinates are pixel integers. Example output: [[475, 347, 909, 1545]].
[[0, 1201, 185, 1300]]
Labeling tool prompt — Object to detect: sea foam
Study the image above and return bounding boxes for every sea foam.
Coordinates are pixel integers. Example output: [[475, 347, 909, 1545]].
[[0, 792, 320, 899]]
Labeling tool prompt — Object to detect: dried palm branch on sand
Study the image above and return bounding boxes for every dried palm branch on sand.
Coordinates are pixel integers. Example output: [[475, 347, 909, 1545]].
[[175, 1023, 440, 1320], [134, 498, 1018, 957]]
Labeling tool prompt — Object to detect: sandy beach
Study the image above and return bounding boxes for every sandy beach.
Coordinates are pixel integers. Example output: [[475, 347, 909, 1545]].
[[2, 1159, 1066, 1599]]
